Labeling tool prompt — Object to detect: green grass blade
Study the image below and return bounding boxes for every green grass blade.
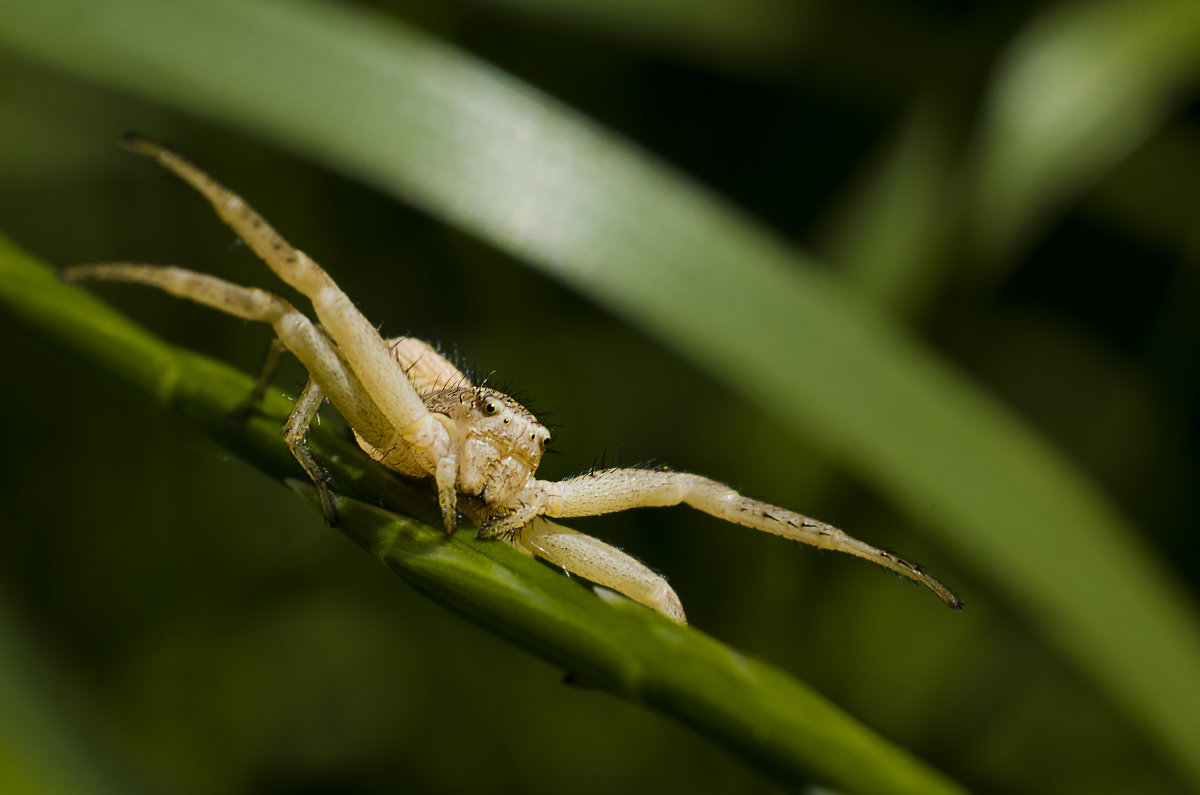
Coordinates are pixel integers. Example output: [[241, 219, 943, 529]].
[[1, 0, 1198, 785], [822, 96, 960, 312], [0, 233, 967, 795], [969, 0, 1200, 264], [828, 0, 1200, 310]]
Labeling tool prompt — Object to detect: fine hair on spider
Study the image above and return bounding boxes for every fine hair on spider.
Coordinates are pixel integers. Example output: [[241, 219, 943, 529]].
[[63, 134, 963, 623]]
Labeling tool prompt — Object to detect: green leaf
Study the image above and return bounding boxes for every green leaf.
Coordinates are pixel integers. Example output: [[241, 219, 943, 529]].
[[0, 234, 966, 795], [822, 95, 961, 313], [969, 0, 1200, 264], [828, 0, 1200, 310]]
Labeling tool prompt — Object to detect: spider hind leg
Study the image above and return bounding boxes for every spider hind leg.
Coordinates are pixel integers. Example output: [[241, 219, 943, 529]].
[[509, 518, 687, 623]]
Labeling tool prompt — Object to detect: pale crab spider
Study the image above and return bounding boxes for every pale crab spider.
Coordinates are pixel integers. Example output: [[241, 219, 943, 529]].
[[64, 134, 962, 622]]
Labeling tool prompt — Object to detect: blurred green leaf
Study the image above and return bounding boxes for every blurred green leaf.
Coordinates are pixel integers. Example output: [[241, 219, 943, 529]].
[[0, 0, 1199, 787], [0, 234, 967, 795], [0, 603, 131, 795], [823, 95, 960, 312], [969, 0, 1200, 264], [829, 0, 1200, 311]]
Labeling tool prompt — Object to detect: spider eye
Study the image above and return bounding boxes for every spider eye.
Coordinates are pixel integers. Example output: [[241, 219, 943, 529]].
[[483, 401, 498, 415]]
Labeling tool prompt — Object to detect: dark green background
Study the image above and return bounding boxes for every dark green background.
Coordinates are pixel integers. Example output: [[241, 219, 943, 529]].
[[2, 0, 1199, 792]]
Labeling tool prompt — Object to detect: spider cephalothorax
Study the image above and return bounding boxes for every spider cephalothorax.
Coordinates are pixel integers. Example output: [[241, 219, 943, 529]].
[[427, 386, 550, 509], [64, 135, 961, 623]]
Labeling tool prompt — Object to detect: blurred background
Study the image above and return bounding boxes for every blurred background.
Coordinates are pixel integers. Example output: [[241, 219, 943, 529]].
[[2, 0, 1199, 793]]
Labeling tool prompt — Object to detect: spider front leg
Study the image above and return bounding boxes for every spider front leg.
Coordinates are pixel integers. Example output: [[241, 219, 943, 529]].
[[120, 135, 460, 530], [530, 468, 963, 609], [61, 263, 389, 524]]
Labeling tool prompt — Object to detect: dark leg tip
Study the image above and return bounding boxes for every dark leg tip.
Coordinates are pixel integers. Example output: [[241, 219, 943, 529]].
[[320, 492, 340, 527]]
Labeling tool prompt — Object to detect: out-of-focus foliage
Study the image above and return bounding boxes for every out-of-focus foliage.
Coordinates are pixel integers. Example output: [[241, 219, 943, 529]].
[[1, 0, 1198, 793]]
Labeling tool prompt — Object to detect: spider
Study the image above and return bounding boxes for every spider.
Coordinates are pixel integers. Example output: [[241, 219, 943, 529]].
[[64, 134, 962, 623]]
